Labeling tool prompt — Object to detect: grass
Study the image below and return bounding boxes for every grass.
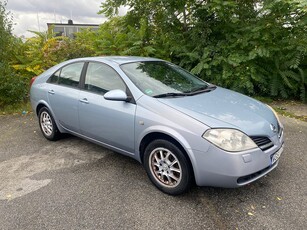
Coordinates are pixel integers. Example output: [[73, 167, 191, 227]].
[[273, 106, 307, 122], [253, 96, 274, 104], [255, 96, 307, 122], [0, 101, 32, 115]]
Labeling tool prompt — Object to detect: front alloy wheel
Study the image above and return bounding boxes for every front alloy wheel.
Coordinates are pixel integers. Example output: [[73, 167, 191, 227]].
[[144, 139, 193, 195], [149, 147, 182, 188]]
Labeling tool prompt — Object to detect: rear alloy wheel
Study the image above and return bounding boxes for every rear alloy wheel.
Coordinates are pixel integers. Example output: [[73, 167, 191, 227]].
[[38, 107, 60, 141], [144, 139, 193, 195]]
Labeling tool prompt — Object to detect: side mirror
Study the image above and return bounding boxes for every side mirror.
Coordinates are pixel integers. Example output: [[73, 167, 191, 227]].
[[104, 89, 128, 101]]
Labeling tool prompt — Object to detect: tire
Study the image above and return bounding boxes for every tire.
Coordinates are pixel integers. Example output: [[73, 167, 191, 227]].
[[38, 107, 61, 141], [143, 139, 193, 195]]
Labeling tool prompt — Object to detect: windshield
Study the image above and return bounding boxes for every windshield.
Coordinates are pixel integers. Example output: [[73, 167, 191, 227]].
[[120, 61, 209, 97]]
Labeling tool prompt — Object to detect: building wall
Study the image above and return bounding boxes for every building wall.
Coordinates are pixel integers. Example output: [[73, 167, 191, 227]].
[[48, 22, 99, 38]]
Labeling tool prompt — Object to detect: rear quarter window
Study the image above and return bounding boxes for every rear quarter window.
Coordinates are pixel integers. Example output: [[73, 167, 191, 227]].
[[47, 69, 60, 83]]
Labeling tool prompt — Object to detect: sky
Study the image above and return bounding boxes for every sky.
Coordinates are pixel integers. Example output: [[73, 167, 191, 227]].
[[6, 0, 126, 38]]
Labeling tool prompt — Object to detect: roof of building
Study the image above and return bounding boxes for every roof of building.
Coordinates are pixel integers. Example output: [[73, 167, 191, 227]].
[[47, 23, 99, 27]]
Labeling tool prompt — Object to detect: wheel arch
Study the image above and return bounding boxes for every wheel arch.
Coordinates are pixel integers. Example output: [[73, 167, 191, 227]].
[[139, 131, 195, 182], [36, 103, 47, 116], [35, 101, 66, 133]]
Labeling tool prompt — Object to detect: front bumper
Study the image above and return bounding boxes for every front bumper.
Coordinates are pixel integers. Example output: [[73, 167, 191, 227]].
[[190, 132, 284, 188]]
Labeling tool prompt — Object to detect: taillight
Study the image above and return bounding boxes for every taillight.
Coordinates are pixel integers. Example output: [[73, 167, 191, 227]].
[[30, 76, 37, 87]]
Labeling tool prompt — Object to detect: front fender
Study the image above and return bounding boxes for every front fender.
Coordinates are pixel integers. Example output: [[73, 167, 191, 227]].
[[137, 125, 193, 152]]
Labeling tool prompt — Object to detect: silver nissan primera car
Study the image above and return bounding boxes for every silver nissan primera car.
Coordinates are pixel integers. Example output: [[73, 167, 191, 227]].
[[30, 56, 284, 195]]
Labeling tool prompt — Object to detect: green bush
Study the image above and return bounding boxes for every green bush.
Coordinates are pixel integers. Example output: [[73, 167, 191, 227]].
[[0, 1, 28, 107], [0, 63, 30, 107], [99, 0, 307, 102], [1, 0, 306, 107]]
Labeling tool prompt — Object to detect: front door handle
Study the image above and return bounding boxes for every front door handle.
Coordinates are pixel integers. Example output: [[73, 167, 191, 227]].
[[79, 98, 89, 104], [48, 90, 55, 95]]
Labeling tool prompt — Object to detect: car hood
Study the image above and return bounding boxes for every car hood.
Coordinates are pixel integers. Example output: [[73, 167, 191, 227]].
[[158, 87, 278, 137]]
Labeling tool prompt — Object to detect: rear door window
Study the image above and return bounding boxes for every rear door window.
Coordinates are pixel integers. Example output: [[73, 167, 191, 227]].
[[58, 62, 84, 88], [47, 62, 84, 87]]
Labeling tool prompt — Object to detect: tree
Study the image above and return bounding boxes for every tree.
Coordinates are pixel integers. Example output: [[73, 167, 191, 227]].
[[98, 0, 307, 101], [0, 0, 13, 64], [0, 1, 29, 107]]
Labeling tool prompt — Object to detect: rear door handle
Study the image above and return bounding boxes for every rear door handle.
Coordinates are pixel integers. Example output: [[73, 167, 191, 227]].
[[48, 90, 55, 95], [79, 98, 89, 104]]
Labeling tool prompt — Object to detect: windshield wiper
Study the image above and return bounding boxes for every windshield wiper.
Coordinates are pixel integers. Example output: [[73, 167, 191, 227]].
[[153, 92, 190, 98], [154, 85, 217, 98], [189, 85, 217, 94]]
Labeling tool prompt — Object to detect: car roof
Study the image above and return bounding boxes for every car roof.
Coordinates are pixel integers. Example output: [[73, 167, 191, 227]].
[[75, 56, 162, 65]]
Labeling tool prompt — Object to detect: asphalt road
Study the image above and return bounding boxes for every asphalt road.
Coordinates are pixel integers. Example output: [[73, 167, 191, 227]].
[[0, 114, 306, 230]]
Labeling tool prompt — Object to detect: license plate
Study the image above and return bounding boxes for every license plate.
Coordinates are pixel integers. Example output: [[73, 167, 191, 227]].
[[271, 145, 284, 165]]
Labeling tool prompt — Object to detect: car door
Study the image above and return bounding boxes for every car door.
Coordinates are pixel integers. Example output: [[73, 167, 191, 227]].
[[78, 62, 136, 154], [47, 62, 84, 133]]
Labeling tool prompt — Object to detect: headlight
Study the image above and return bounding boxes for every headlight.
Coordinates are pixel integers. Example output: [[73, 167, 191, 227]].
[[203, 129, 257, 152], [267, 105, 281, 125]]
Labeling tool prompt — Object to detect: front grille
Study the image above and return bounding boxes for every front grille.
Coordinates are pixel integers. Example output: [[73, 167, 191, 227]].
[[250, 136, 274, 151]]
